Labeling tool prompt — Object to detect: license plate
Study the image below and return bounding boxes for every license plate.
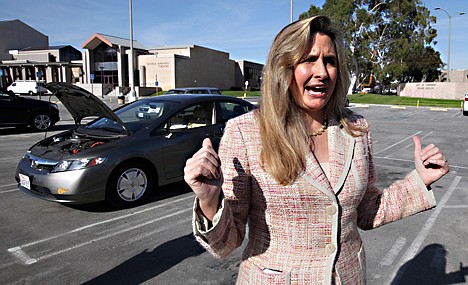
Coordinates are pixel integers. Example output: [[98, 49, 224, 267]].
[[19, 174, 31, 190]]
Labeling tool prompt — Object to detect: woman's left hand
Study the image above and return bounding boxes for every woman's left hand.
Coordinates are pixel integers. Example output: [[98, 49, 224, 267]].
[[413, 136, 450, 186]]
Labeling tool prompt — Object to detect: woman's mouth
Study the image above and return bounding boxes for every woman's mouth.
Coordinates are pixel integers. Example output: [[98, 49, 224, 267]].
[[305, 85, 327, 96]]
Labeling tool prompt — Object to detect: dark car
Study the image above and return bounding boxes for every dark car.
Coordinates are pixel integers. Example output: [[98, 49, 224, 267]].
[[15, 82, 254, 208], [0, 87, 59, 131], [165, 87, 222, 95]]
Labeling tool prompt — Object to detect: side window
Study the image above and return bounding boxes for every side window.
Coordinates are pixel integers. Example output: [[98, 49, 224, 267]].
[[167, 102, 214, 130], [218, 102, 250, 124], [0, 91, 10, 99]]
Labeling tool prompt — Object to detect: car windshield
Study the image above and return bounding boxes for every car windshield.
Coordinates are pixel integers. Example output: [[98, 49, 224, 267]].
[[165, 90, 185, 94], [85, 100, 174, 133]]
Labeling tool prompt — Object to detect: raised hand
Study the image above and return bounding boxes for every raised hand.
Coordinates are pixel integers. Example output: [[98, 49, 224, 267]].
[[413, 136, 449, 186], [184, 138, 223, 220]]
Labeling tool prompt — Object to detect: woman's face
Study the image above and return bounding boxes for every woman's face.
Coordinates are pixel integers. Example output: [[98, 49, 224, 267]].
[[292, 32, 338, 115]]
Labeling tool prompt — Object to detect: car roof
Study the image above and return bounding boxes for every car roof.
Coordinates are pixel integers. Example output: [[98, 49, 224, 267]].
[[169, 87, 219, 90], [141, 94, 248, 104]]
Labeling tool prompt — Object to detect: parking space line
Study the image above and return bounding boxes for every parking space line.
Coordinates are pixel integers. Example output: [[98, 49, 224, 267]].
[[371, 237, 407, 280], [444, 205, 468, 209], [0, 189, 18, 194], [380, 237, 407, 267], [374, 131, 422, 155], [375, 156, 468, 171], [404, 109, 425, 116], [7, 247, 37, 265], [389, 176, 461, 284], [9, 207, 192, 265], [15, 194, 193, 250], [401, 131, 433, 151]]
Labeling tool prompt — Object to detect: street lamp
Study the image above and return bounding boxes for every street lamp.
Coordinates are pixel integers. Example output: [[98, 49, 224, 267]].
[[435, 7, 465, 82]]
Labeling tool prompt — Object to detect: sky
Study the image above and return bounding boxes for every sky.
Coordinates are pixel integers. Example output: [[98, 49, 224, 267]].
[[1, 0, 468, 69]]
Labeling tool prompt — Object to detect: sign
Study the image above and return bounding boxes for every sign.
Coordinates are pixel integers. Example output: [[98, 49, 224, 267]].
[[155, 81, 159, 86], [0, 70, 3, 76], [463, 93, 468, 116], [90, 74, 95, 80]]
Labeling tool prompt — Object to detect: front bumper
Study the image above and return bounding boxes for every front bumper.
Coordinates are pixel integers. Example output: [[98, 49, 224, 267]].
[[15, 155, 109, 204]]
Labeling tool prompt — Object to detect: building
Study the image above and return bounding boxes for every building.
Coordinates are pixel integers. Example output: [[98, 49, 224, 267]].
[[81, 33, 148, 95], [0, 19, 83, 88], [82, 41, 263, 96], [139, 45, 236, 91], [0, 19, 48, 61], [1, 19, 264, 97]]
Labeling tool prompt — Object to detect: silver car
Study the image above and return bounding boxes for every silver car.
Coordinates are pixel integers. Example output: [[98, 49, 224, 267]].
[[15, 83, 254, 207], [164, 87, 222, 95]]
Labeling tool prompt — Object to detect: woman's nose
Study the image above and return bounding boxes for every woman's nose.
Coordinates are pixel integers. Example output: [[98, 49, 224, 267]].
[[313, 59, 329, 79]]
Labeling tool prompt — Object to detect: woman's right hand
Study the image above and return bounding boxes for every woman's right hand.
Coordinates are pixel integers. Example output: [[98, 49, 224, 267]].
[[184, 138, 223, 220]]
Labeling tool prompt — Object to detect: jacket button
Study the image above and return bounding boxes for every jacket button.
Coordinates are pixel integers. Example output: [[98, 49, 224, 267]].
[[325, 244, 336, 254], [326, 205, 337, 215]]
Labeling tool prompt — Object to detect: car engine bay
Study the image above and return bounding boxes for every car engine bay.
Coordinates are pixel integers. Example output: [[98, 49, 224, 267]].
[[30, 130, 114, 159]]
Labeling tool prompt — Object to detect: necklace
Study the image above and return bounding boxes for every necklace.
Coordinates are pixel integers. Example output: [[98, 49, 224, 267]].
[[309, 118, 328, 137]]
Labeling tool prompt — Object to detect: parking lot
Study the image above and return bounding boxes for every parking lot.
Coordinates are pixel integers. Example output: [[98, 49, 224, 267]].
[[0, 100, 467, 284]]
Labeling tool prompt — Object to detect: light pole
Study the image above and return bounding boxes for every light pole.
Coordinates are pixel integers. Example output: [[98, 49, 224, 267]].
[[435, 7, 465, 82], [290, 0, 293, 23], [128, 0, 137, 101]]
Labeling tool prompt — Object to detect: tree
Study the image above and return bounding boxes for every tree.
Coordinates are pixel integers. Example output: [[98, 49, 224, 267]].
[[299, 0, 441, 92]]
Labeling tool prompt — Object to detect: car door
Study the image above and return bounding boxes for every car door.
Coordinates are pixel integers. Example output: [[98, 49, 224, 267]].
[[161, 101, 220, 180], [0, 90, 26, 125]]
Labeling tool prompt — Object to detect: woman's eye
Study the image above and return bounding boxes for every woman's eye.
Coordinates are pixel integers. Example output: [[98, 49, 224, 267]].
[[300, 57, 316, 64], [325, 57, 337, 65]]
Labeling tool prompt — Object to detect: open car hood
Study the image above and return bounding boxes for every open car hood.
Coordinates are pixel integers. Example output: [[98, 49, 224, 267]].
[[46, 82, 128, 133]]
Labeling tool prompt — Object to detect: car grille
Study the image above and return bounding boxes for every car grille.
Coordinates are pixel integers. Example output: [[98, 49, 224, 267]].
[[27, 153, 58, 172], [30, 185, 53, 197]]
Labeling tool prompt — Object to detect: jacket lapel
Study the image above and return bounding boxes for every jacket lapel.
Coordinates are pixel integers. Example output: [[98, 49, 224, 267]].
[[301, 119, 355, 198], [328, 119, 355, 195]]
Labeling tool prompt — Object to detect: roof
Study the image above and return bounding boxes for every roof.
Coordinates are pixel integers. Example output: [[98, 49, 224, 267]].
[[82, 33, 147, 50], [0, 19, 47, 38], [20, 45, 78, 52]]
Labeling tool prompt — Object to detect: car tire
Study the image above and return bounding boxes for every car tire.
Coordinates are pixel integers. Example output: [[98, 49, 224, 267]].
[[106, 162, 154, 208], [28, 91, 34, 96], [31, 113, 52, 131]]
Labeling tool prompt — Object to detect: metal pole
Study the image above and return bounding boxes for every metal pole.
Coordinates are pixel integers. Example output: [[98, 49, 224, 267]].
[[128, 0, 136, 101], [448, 15, 451, 82], [435, 8, 452, 82], [290, 0, 293, 23]]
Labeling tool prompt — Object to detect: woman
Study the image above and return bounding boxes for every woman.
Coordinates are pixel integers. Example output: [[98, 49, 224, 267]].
[[184, 15, 449, 284]]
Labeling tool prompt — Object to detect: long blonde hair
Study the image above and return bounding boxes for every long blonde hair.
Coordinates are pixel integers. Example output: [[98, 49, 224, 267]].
[[257, 15, 366, 186]]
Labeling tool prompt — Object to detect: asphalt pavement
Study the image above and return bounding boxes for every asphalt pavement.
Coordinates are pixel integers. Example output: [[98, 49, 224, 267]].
[[1, 97, 467, 284]]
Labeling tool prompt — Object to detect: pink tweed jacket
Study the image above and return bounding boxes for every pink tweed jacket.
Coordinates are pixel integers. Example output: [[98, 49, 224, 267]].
[[193, 111, 436, 285]]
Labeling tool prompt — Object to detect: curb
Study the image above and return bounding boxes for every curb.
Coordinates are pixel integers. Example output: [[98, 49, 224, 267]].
[[429, 107, 448, 112]]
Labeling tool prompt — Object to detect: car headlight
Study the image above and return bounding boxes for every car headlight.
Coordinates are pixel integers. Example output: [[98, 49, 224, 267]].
[[51, 157, 107, 172]]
